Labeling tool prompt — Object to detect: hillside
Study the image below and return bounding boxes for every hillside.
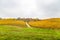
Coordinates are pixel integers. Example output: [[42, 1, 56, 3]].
[[44, 18, 60, 22], [0, 19, 26, 27], [0, 25, 60, 40], [29, 18, 60, 28], [0, 18, 60, 40], [0, 18, 60, 28]]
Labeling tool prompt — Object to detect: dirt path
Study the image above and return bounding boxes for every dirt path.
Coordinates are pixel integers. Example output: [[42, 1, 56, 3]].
[[26, 22, 32, 28]]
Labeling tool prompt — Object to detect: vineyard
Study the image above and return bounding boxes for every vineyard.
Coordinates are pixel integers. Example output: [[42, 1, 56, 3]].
[[29, 18, 60, 28], [0, 18, 60, 40], [0, 19, 26, 27], [0, 18, 60, 28]]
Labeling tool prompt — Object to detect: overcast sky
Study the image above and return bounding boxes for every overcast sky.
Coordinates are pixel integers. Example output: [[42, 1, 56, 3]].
[[0, 0, 60, 19]]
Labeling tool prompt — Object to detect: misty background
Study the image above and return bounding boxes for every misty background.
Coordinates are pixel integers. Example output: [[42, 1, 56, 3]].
[[0, 0, 60, 19]]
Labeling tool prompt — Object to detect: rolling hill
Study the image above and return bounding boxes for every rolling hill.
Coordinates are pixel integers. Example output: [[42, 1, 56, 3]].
[[0, 18, 60, 28], [0, 18, 60, 40], [29, 18, 60, 28]]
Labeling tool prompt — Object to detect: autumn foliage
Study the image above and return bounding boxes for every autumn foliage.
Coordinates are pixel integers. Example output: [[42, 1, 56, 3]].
[[0, 18, 60, 28], [29, 18, 60, 28], [0, 19, 26, 26]]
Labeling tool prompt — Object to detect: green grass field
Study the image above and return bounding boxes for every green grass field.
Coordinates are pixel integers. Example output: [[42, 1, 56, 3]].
[[0, 25, 60, 40]]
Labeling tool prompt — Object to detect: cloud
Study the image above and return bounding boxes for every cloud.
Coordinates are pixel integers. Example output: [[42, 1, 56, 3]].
[[36, 0, 60, 18], [0, 0, 60, 19]]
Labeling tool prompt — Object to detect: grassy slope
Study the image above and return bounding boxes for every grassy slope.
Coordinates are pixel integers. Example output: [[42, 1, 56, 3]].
[[0, 25, 60, 40]]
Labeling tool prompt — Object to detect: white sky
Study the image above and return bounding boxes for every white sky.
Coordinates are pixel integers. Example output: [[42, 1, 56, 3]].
[[0, 0, 60, 19]]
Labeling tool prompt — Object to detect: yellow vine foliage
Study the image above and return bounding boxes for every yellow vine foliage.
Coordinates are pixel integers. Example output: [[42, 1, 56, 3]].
[[0, 19, 26, 26], [0, 18, 60, 28], [29, 20, 60, 28]]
